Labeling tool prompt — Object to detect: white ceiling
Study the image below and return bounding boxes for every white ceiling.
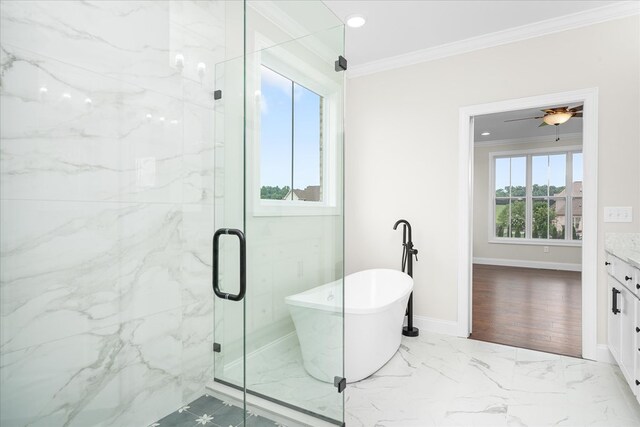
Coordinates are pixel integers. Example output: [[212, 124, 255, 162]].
[[474, 105, 584, 143], [323, 1, 616, 66]]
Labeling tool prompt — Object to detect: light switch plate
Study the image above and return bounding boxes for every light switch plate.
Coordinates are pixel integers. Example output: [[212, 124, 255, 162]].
[[604, 206, 633, 223]]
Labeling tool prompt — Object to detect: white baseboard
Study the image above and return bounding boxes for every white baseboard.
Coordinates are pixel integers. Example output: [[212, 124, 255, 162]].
[[596, 344, 616, 364], [473, 257, 582, 272], [406, 315, 463, 337]]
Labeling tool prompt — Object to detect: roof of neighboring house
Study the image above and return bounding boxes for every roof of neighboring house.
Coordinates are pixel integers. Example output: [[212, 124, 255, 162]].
[[554, 181, 582, 216], [284, 185, 321, 201]]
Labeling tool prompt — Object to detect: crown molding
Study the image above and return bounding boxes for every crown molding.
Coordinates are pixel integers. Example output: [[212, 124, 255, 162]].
[[348, 1, 640, 78], [475, 132, 583, 147]]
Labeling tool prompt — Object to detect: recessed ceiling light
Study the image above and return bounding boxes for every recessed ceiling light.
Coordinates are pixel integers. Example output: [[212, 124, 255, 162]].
[[481, 132, 491, 136], [346, 15, 366, 28]]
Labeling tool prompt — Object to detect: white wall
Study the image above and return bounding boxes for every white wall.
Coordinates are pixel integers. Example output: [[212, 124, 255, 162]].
[[473, 137, 582, 268], [345, 16, 640, 345]]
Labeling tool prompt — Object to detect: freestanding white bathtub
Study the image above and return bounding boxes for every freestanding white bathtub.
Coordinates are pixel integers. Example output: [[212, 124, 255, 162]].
[[285, 269, 413, 383]]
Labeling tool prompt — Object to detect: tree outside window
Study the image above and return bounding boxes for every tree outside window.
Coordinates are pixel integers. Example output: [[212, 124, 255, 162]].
[[493, 150, 582, 242]]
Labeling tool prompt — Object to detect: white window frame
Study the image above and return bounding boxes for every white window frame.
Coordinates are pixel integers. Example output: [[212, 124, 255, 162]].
[[248, 34, 342, 217], [489, 145, 583, 247]]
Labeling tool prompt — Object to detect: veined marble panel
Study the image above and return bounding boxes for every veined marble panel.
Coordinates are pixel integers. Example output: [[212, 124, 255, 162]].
[[0, 308, 184, 427], [346, 332, 640, 427], [0, 2, 220, 425], [0, 200, 184, 353], [180, 203, 214, 305], [180, 298, 214, 404], [217, 332, 341, 422], [0, 44, 209, 204], [182, 102, 216, 204], [0, 1, 225, 100], [169, 0, 227, 46]]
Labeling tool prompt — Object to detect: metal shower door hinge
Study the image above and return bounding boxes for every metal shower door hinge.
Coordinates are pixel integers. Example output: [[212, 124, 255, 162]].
[[213, 343, 221, 353], [334, 56, 347, 72], [213, 90, 222, 100], [334, 376, 346, 393]]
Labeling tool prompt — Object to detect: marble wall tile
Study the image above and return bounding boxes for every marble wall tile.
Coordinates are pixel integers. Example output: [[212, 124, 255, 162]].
[[0, 200, 184, 353], [169, 0, 226, 45], [0, 1, 224, 100], [169, 16, 224, 92], [1, 44, 190, 204], [0, 308, 183, 427], [180, 204, 214, 306], [180, 299, 214, 404], [182, 102, 216, 204], [0, 1, 222, 425]]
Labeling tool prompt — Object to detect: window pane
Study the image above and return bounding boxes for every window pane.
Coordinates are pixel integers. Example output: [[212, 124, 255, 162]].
[[509, 199, 526, 238], [532, 155, 548, 196], [549, 154, 566, 196], [572, 197, 583, 240], [572, 152, 583, 197], [495, 199, 509, 237], [549, 198, 566, 239], [510, 157, 526, 197], [495, 158, 509, 197], [532, 198, 549, 239], [292, 83, 322, 201], [260, 66, 292, 200]]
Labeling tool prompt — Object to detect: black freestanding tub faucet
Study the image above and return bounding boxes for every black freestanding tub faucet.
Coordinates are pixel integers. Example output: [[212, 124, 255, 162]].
[[393, 219, 419, 337]]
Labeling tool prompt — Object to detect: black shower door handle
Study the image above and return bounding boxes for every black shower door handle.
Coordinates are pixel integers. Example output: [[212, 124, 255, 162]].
[[212, 228, 246, 302]]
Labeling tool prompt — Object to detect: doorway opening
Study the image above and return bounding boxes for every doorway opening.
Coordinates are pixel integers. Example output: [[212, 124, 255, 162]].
[[457, 89, 598, 360], [471, 106, 583, 357]]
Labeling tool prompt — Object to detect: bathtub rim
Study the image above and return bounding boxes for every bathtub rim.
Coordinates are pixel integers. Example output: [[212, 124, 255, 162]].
[[284, 268, 413, 315]]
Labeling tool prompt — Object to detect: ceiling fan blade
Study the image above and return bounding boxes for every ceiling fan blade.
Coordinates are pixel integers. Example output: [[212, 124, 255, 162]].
[[569, 105, 584, 112], [542, 107, 568, 113], [573, 112, 583, 118], [504, 116, 543, 122], [538, 122, 549, 127]]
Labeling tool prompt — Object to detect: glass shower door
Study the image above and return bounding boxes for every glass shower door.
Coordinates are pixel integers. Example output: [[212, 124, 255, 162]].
[[212, 1, 346, 424], [212, 51, 247, 401]]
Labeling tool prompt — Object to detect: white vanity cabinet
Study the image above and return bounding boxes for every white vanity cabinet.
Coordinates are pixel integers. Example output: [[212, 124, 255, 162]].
[[619, 283, 636, 389], [608, 274, 622, 362], [606, 251, 640, 403]]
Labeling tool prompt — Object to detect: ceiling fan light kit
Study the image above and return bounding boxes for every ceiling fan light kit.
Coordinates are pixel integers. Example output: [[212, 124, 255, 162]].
[[502, 104, 584, 141], [543, 111, 573, 126]]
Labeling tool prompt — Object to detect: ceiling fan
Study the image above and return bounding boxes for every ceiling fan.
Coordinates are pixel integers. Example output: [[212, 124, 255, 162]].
[[504, 105, 583, 141]]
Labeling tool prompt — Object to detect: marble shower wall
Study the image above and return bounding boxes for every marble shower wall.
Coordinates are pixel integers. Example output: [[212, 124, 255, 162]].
[[0, 1, 223, 425]]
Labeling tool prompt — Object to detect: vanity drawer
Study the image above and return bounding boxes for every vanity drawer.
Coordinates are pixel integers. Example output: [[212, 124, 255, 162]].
[[636, 300, 640, 393], [605, 253, 616, 275], [611, 255, 637, 291], [636, 350, 640, 402]]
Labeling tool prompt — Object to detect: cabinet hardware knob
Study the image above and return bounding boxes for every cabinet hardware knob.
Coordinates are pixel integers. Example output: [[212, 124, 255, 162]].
[[636, 327, 640, 333], [605, 262, 611, 266], [625, 276, 633, 281], [636, 284, 640, 290], [636, 380, 640, 386]]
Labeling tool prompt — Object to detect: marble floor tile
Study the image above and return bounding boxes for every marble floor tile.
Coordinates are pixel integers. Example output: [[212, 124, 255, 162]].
[[346, 331, 640, 427], [219, 333, 340, 422]]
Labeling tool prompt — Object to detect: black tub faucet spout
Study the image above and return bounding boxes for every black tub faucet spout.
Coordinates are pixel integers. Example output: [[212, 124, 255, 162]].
[[393, 219, 419, 337]]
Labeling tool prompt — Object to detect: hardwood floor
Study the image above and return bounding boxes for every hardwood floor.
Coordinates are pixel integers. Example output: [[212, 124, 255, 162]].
[[470, 264, 582, 358]]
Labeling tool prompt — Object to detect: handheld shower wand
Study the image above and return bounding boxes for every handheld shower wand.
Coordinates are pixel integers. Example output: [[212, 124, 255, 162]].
[[393, 219, 419, 337]]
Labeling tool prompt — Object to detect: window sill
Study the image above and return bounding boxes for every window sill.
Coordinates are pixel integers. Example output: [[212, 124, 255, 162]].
[[488, 238, 582, 247], [252, 201, 340, 217]]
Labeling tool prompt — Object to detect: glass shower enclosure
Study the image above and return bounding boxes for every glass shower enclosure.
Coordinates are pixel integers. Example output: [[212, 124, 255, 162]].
[[0, 0, 345, 426], [213, 1, 346, 424]]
